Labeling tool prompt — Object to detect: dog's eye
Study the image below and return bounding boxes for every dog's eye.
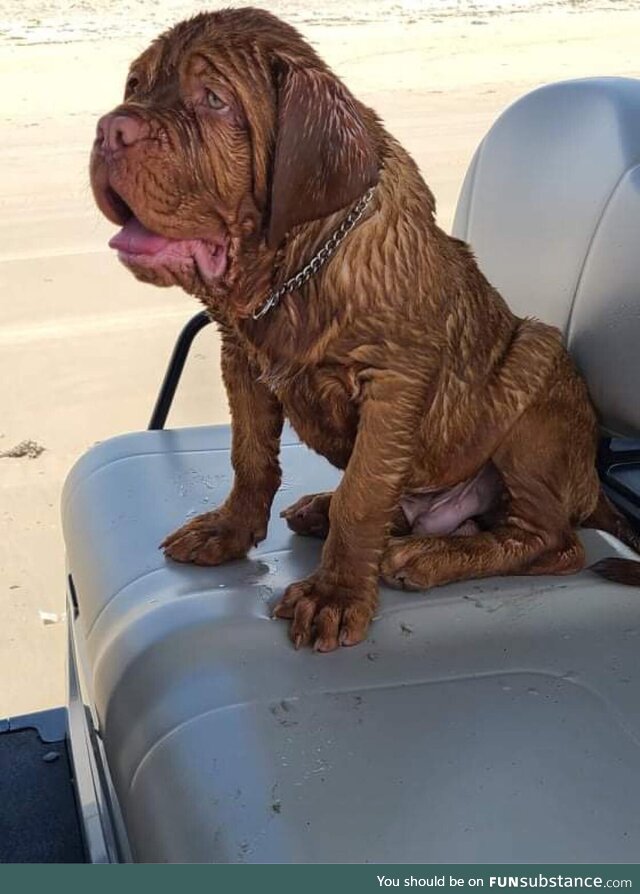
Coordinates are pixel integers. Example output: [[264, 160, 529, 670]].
[[206, 89, 227, 111], [125, 75, 139, 97]]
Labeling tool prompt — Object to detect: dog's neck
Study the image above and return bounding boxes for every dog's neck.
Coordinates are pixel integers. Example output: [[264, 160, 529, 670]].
[[251, 186, 377, 321]]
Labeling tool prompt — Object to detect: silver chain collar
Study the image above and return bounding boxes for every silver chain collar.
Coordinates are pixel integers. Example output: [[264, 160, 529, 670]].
[[252, 185, 376, 320]]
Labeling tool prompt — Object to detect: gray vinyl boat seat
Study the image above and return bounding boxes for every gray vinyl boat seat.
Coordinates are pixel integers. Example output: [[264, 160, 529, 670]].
[[63, 78, 640, 863]]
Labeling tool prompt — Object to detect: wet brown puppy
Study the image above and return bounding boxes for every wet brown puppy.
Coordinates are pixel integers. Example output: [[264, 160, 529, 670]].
[[90, 7, 640, 651]]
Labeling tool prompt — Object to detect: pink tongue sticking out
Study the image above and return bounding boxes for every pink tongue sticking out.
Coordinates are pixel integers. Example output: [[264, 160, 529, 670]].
[[108, 217, 172, 255], [107, 215, 228, 282]]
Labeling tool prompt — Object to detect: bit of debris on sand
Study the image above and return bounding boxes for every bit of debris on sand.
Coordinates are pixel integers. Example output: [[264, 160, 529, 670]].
[[38, 610, 66, 626], [0, 439, 45, 459]]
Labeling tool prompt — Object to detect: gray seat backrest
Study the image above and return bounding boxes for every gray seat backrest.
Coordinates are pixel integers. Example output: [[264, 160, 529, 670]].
[[452, 77, 640, 438]]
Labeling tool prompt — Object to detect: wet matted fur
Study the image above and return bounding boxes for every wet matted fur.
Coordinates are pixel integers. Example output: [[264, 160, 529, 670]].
[[90, 7, 640, 651]]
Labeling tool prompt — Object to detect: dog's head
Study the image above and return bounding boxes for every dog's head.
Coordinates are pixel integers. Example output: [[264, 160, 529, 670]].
[[90, 7, 379, 309]]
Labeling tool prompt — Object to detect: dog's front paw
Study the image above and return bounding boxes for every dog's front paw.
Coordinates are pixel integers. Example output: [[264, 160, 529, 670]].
[[272, 574, 376, 652], [161, 510, 261, 566], [280, 492, 332, 538]]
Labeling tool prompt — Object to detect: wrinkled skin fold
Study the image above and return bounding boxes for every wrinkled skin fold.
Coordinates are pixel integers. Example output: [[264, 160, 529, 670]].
[[90, 7, 640, 652]]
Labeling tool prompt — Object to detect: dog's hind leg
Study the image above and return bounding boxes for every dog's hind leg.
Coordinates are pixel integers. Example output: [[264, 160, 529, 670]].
[[380, 499, 581, 590], [381, 388, 590, 590], [517, 533, 586, 575], [380, 525, 576, 590]]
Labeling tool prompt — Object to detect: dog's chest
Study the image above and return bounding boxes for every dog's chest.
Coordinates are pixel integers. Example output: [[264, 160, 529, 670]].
[[261, 360, 361, 469]]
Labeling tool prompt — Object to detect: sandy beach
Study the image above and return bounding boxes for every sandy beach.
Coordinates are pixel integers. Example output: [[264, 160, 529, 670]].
[[2, 1, 640, 716]]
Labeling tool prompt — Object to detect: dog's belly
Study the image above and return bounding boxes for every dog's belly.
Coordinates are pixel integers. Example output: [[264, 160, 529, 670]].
[[400, 462, 504, 536]]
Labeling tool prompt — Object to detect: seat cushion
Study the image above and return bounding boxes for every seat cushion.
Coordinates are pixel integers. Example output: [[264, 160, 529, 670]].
[[62, 426, 640, 863], [453, 77, 640, 437]]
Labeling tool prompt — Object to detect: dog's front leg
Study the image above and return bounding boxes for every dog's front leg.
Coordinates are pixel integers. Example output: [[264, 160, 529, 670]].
[[162, 331, 283, 565], [273, 366, 430, 651]]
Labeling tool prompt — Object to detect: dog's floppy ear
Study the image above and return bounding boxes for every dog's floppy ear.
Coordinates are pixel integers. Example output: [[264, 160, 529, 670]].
[[267, 65, 379, 249]]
